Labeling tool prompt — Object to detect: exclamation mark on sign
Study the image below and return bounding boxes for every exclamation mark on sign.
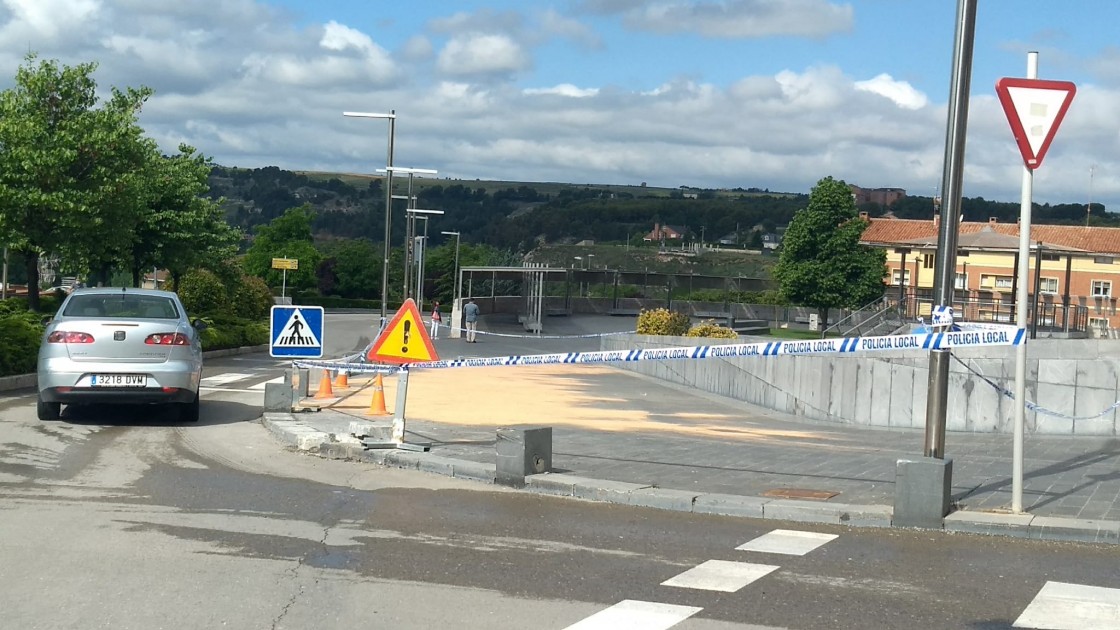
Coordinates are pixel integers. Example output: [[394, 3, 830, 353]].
[[402, 320, 411, 354]]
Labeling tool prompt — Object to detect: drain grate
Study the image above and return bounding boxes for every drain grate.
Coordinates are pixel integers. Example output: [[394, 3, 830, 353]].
[[763, 488, 839, 501]]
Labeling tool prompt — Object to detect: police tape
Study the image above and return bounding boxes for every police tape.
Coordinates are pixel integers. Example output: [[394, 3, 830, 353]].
[[293, 326, 1026, 374]]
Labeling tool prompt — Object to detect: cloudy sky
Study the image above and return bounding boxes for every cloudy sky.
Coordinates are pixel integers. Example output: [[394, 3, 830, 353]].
[[2, 0, 1117, 211]]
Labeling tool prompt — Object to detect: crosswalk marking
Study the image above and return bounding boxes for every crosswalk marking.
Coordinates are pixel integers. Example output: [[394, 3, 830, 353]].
[[736, 529, 838, 556], [200, 373, 255, 386], [661, 560, 780, 593], [563, 600, 702, 630], [1014, 581, 1120, 629], [249, 376, 285, 390]]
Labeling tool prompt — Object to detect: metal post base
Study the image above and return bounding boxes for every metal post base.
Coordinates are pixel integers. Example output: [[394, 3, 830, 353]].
[[361, 439, 431, 452]]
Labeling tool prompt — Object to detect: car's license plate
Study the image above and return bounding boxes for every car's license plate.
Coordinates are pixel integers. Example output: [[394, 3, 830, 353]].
[[92, 374, 147, 387]]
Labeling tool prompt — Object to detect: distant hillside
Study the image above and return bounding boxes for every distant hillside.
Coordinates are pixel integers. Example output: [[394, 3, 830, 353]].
[[207, 165, 1119, 253]]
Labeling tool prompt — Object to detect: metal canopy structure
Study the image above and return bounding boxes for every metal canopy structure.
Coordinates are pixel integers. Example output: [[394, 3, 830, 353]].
[[455, 265, 772, 334]]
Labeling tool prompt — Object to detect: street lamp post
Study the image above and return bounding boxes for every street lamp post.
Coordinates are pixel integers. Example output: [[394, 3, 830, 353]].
[[404, 207, 444, 306], [441, 231, 462, 338], [343, 110, 396, 330], [381, 166, 437, 299]]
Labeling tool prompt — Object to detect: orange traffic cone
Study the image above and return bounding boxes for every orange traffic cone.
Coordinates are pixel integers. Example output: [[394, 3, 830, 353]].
[[367, 373, 390, 416], [334, 369, 349, 389], [314, 369, 335, 399]]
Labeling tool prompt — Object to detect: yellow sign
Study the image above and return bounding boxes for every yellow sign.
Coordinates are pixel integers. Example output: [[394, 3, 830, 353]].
[[367, 299, 439, 365], [271, 258, 298, 270]]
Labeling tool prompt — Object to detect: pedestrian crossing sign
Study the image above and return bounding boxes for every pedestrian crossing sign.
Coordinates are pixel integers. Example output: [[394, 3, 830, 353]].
[[367, 299, 439, 365], [270, 306, 324, 358]]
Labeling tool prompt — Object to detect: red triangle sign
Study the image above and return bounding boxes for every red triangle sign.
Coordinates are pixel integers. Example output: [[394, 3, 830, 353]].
[[367, 299, 439, 365], [995, 77, 1076, 170]]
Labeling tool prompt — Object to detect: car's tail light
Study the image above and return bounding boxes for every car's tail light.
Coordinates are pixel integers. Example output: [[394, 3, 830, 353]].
[[47, 331, 95, 344], [145, 333, 190, 346]]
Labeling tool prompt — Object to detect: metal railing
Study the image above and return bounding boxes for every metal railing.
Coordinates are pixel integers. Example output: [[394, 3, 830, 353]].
[[894, 293, 1089, 336]]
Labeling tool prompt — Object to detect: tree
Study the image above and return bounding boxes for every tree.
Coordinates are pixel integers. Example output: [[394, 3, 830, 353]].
[[0, 54, 153, 310], [130, 145, 240, 289], [242, 204, 322, 292], [773, 176, 886, 328]]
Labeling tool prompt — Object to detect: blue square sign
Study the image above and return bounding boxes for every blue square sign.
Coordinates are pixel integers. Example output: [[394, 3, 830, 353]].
[[270, 306, 324, 358]]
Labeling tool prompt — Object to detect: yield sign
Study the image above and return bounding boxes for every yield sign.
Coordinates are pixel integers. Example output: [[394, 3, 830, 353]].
[[995, 78, 1076, 170]]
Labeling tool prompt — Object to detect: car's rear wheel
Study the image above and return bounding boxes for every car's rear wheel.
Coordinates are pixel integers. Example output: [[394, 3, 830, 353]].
[[37, 395, 61, 421], [180, 390, 200, 423]]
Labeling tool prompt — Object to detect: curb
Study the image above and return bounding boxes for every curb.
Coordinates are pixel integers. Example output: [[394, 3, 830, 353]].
[[0, 345, 269, 393], [259, 411, 1120, 545]]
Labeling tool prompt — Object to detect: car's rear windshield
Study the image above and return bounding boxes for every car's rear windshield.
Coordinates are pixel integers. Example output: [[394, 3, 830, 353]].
[[63, 294, 180, 319]]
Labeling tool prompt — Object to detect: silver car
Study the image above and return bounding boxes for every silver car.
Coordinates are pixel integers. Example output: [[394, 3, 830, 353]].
[[36, 287, 205, 422]]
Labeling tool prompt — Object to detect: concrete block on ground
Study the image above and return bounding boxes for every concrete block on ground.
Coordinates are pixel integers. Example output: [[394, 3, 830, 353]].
[[349, 421, 393, 441], [495, 426, 552, 488], [943, 510, 1034, 539], [297, 368, 310, 398], [1027, 516, 1120, 544], [263, 382, 294, 412], [694, 494, 769, 519], [332, 434, 363, 446], [295, 431, 331, 451], [571, 479, 649, 504], [320, 443, 363, 461], [628, 488, 697, 512], [893, 457, 952, 529], [382, 451, 422, 470]]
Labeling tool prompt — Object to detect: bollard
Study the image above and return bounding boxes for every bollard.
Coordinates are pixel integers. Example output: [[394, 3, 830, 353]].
[[263, 382, 294, 411], [495, 426, 552, 488], [297, 368, 310, 399]]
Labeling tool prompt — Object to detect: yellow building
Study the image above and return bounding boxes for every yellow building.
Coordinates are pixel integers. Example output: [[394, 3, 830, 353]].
[[861, 216, 1120, 335]]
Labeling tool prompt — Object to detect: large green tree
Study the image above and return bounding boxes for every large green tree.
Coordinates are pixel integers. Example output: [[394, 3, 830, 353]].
[[242, 204, 322, 292], [773, 176, 886, 328], [130, 145, 241, 288], [0, 55, 153, 310]]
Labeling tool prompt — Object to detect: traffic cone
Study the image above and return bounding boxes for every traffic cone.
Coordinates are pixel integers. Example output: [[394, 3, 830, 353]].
[[314, 369, 335, 399], [334, 369, 349, 389], [367, 373, 390, 416]]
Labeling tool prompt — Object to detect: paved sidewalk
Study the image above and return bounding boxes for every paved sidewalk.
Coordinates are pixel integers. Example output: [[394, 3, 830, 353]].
[[262, 359, 1120, 545]]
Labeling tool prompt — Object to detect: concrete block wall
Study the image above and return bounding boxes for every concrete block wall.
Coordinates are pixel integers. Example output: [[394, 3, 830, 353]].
[[601, 335, 1120, 435]]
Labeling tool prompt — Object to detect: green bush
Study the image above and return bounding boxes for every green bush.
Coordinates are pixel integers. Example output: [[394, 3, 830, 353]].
[[685, 320, 739, 339], [176, 269, 228, 315], [198, 316, 269, 351], [0, 316, 44, 376], [636, 308, 690, 336], [232, 275, 274, 320]]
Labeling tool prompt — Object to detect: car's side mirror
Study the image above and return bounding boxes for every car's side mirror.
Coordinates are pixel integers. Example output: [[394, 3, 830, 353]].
[[41, 316, 53, 325], [191, 319, 208, 330]]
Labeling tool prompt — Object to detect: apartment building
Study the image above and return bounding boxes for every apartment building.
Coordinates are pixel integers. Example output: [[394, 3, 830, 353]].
[[861, 215, 1120, 334]]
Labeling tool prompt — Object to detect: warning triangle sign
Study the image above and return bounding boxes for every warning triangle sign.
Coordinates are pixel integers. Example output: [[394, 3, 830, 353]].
[[995, 77, 1076, 170], [367, 299, 439, 365], [274, 310, 321, 348]]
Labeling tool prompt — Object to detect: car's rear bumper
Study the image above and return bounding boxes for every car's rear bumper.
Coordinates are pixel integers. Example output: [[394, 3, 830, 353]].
[[37, 357, 201, 404], [39, 386, 197, 404]]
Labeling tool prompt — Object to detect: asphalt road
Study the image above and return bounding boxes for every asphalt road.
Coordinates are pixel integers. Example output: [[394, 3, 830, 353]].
[[1, 313, 1117, 629]]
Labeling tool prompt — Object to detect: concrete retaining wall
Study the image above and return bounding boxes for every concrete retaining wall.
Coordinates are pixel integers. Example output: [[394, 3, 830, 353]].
[[601, 334, 1120, 436]]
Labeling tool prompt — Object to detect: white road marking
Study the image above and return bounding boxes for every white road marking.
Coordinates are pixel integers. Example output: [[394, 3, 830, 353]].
[[1014, 581, 1120, 629], [249, 376, 284, 390], [661, 559, 780, 593], [736, 529, 839, 556], [563, 600, 702, 630], [200, 373, 254, 386]]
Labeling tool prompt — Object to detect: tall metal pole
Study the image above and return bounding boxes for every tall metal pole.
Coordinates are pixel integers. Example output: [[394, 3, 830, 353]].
[[924, 0, 977, 459], [381, 112, 395, 328], [1012, 52, 1039, 513]]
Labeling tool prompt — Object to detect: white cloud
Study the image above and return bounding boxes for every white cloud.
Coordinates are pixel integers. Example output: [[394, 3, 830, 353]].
[[524, 83, 600, 98], [854, 74, 929, 110], [437, 33, 529, 76], [2, 0, 101, 39]]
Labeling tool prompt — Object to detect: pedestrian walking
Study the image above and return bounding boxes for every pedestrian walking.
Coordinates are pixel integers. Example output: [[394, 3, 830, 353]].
[[463, 297, 480, 342], [430, 301, 442, 339]]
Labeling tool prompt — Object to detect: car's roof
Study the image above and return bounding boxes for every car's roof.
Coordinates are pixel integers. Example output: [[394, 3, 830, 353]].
[[68, 287, 180, 298]]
